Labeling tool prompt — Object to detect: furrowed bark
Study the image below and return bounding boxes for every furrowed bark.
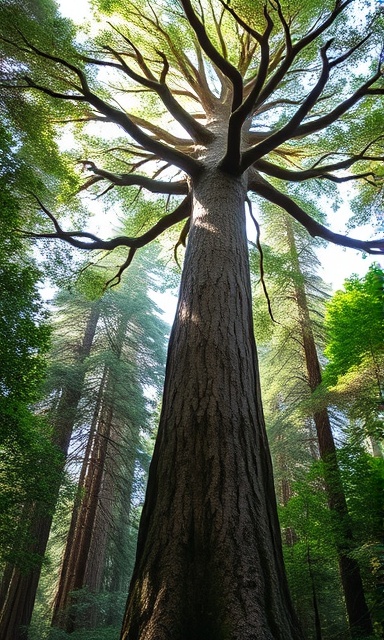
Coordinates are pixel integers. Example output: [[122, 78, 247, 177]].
[[120, 169, 303, 640]]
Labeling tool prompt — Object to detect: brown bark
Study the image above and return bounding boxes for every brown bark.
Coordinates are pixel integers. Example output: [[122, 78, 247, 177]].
[[51, 365, 110, 631], [285, 218, 373, 637], [52, 308, 132, 632], [121, 169, 303, 640], [0, 304, 100, 640]]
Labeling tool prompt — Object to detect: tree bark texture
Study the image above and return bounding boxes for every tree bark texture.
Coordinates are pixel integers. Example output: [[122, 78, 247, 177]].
[[285, 218, 373, 637], [0, 304, 100, 640], [52, 308, 132, 632], [51, 365, 111, 632], [121, 170, 302, 640]]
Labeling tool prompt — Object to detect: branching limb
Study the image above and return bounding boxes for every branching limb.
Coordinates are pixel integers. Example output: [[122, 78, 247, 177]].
[[246, 197, 276, 323], [25, 194, 192, 252], [97, 42, 212, 144], [254, 148, 384, 182], [270, 0, 292, 54], [248, 172, 384, 254], [253, 0, 355, 109], [174, 218, 191, 268], [4, 33, 202, 176], [241, 40, 333, 171], [216, 0, 263, 43], [79, 161, 189, 195], [179, 0, 244, 110], [128, 114, 192, 147], [294, 69, 383, 138], [104, 248, 137, 288], [209, 0, 228, 60], [221, 7, 274, 172]]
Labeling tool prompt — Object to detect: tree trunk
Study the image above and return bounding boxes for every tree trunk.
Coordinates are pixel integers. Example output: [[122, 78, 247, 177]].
[[52, 307, 132, 632], [121, 169, 302, 640], [0, 304, 100, 640], [285, 217, 373, 637], [51, 365, 110, 631]]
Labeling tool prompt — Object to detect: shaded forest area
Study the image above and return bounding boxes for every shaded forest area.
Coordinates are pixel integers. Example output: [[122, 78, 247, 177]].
[[0, 0, 383, 639]]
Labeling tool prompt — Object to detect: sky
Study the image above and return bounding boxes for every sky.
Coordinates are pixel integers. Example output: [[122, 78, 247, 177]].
[[55, 0, 383, 309]]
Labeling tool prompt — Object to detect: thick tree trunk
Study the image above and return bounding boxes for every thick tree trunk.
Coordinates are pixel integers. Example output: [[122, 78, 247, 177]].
[[285, 218, 373, 637], [121, 169, 302, 640], [0, 304, 99, 640]]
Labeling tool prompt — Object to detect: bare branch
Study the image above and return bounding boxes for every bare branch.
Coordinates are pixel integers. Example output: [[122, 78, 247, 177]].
[[79, 161, 189, 195], [254, 148, 384, 182], [248, 172, 384, 254], [253, 0, 354, 109], [294, 70, 383, 138], [241, 40, 334, 171], [128, 114, 192, 147], [221, 6, 274, 171], [179, 0, 244, 110], [270, 0, 292, 54], [174, 218, 191, 268], [247, 197, 276, 323], [6, 32, 203, 175], [105, 248, 137, 288], [209, 0, 228, 60], [27, 194, 192, 253], [87, 42, 212, 144], [216, 0, 263, 43]]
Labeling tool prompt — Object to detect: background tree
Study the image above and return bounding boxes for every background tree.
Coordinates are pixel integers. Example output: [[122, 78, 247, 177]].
[[0, 3, 88, 636], [323, 264, 384, 454], [49, 251, 168, 633], [1, 1, 384, 638], [251, 207, 374, 637]]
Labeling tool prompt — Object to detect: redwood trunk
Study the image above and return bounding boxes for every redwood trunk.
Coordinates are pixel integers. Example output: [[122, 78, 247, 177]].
[[286, 218, 373, 637], [52, 309, 131, 631], [51, 366, 111, 631], [121, 170, 302, 640], [0, 304, 99, 640]]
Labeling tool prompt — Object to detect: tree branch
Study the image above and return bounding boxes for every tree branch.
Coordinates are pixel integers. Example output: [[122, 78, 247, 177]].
[[79, 161, 189, 194], [254, 148, 384, 182], [241, 40, 333, 171], [294, 70, 383, 138], [252, 0, 354, 110], [98, 42, 213, 144], [26, 194, 192, 252], [220, 6, 274, 172], [248, 172, 384, 254], [179, 0, 244, 110], [6, 33, 203, 176]]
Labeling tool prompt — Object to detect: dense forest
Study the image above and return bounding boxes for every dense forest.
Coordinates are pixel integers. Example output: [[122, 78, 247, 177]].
[[0, 1, 383, 639]]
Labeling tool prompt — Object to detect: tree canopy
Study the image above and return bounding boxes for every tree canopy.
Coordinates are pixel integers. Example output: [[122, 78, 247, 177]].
[[0, 0, 383, 268]]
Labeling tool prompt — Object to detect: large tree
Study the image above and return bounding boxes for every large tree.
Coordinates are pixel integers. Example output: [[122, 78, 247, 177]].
[[251, 210, 374, 636], [1, 1, 384, 638]]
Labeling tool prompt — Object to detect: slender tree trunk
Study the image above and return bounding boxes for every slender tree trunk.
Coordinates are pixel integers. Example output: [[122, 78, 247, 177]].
[[285, 218, 373, 637], [121, 170, 302, 640], [0, 304, 99, 640], [105, 455, 136, 626], [306, 546, 322, 640], [51, 365, 110, 631], [52, 309, 132, 632]]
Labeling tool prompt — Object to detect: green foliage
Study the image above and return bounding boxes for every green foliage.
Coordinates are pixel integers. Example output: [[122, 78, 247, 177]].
[[323, 264, 384, 445], [280, 463, 346, 639], [324, 264, 384, 385]]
